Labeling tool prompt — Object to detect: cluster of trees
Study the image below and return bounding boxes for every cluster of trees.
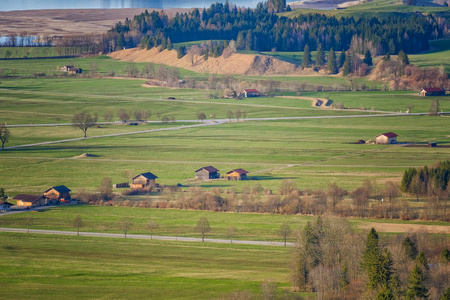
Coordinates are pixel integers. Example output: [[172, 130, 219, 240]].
[[402, 161, 450, 201], [101, 2, 444, 55], [291, 217, 449, 299], [85, 177, 448, 221]]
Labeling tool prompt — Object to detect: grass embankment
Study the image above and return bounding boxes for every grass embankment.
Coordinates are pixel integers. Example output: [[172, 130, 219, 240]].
[[0, 232, 292, 299]]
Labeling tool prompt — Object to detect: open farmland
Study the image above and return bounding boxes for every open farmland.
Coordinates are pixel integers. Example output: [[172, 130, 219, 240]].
[[0, 232, 293, 300]]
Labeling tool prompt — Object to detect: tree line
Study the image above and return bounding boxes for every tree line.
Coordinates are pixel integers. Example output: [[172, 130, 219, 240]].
[[402, 160, 450, 201], [80, 175, 449, 221], [101, 1, 444, 55]]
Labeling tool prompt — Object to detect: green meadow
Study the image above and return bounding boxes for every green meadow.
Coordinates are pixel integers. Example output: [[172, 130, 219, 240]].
[[0, 232, 293, 299]]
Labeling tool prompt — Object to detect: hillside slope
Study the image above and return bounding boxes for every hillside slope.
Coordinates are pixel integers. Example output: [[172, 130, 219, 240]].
[[109, 48, 305, 76]]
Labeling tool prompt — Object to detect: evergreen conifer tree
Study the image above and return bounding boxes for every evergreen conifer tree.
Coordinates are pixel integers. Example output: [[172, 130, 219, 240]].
[[302, 44, 311, 68], [364, 49, 373, 66], [339, 50, 346, 68], [402, 237, 418, 260], [167, 37, 173, 50], [417, 251, 429, 270], [406, 264, 428, 299], [342, 56, 351, 76], [327, 48, 338, 74], [315, 42, 325, 67]]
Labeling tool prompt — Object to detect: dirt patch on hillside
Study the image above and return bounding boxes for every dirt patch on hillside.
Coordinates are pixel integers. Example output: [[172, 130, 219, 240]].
[[280, 96, 333, 108], [73, 153, 99, 158], [109, 48, 305, 76], [358, 222, 450, 234], [0, 8, 191, 36]]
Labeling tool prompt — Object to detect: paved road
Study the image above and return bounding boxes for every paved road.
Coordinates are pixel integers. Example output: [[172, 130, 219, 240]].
[[0, 227, 294, 247], [3, 112, 442, 150]]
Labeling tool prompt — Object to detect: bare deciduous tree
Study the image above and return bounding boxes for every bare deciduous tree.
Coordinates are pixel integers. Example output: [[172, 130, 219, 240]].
[[0, 123, 11, 149], [118, 109, 129, 123], [120, 217, 133, 238], [146, 218, 159, 239], [279, 223, 291, 246], [72, 112, 98, 138], [228, 226, 236, 243], [73, 214, 83, 236], [103, 111, 113, 122], [195, 216, 211, 242]]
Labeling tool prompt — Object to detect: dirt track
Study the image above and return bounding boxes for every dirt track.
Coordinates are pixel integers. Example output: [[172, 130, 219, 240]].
[[358, 222, 450, 234]]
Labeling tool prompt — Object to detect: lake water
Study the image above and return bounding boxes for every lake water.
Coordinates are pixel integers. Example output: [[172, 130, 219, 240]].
[[0, 0, 263, 11]]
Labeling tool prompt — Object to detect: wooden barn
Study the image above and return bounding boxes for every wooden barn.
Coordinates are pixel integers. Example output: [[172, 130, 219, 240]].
[[0, 201, 13, 212], [44, 185, 71, 202], [376, 132, 398, 144], [419, 88, 445, 96], [131, 172, 158, 189], [227, 169, 249, 180], [242, 89, 259, 97], [14, 194, 46, 207], [195, 166, 220, 180]]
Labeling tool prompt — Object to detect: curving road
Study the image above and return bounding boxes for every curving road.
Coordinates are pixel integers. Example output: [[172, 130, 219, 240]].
[[3, 112, 443, 150], [0, 227, 294, 247]]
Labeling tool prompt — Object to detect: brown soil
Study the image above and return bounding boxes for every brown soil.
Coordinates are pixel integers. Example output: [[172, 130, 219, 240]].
[[358, 222, 450, 234], [280, 96, 332, 108], [73, 153, 98, 158], [0, 8, 192, 36], [109, 48, 304, 76]]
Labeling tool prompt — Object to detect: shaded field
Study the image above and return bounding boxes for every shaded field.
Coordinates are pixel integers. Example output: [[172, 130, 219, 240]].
[[0, 232, 292, 299]]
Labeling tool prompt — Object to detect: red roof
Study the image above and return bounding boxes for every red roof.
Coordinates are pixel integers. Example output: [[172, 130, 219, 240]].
[[377, 132, 398, 138], [227, 169, 249, 175], [243, 89, 258, 93], [195, 166, 219, 173], [422, 88, 444, 92]]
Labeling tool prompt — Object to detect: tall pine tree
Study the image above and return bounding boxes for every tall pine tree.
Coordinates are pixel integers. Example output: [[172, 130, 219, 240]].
[[327, 48, 338, 74], [406, 264, 428, 299], [302, 44, 311, 68], [364, 49, 373, 66], [315, 42, 324, 67]]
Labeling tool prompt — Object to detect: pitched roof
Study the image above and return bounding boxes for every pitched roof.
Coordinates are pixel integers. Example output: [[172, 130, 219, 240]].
[[45, 185, 71, 194], [243, 89, 258, 93], [133, 172, 158, 180], [227, 168, 249, 175], [422, 88, 444, 92], [13, 194, 43, 203], [377, 132, 398, 138], [195, 166, 219, 173]]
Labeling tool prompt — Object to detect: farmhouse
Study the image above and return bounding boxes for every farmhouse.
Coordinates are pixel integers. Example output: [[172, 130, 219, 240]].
[[61, 65, 82, 74], [195, 166, 220, 180], [0, 201, 13, 212], [419, 88, 445, 96], [376, 132, 398, 144], [131, 172, 158, 189], [44, 185, 71, 202], [242, 89, 259, 97], [14, 194, 46, 207], [226, 169, 249, 180]]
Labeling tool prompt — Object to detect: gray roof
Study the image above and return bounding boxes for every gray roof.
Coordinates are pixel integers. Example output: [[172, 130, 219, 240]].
[[45, 185, 71, 194], [195, 166, 219, 173], [133, 172, 158, 180]]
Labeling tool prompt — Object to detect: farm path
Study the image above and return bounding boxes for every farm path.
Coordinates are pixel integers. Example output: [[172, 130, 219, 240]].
[[0, 227, 293, 247], [3, 112, 439, 150]]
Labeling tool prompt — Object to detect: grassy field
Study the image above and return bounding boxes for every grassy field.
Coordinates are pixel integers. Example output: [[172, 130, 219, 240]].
[[0, 232, 293, 299]]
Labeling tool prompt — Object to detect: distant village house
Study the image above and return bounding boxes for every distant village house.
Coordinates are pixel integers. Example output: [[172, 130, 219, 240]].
[[419, 88, 445, 96], [242, 89, 259, 98], [195, 166, 220, 180], [376, 132, 398, 144], [226, 169, 249, 180], [44, 185, 71, 202], [14, 194, 46, 207], [0, 201, 13, 212], [130, 172, 158, 189], [61, 65, 82, 74]]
